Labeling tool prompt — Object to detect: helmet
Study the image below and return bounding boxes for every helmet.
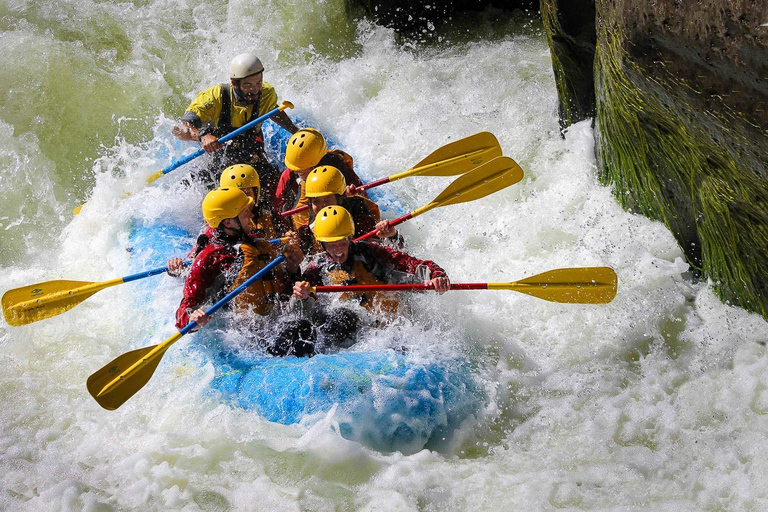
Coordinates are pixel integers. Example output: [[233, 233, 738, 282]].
[[202, 187, 254, 228], [219, 164, 260, 201], [230, 53, 264, 80], [313, 206, 355, 242], [305, 166, 346, 197], [284, 128, 327, 170]]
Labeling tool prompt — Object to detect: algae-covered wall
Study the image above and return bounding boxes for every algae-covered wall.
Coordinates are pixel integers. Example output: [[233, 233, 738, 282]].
[[352, 0, 768, 320], [540, 0, 596, 130], [592, 1, 768, 318]]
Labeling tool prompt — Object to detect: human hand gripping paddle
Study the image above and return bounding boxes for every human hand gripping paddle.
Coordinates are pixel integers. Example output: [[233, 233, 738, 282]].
[[87, 253, 287, 410], [310, 267, 618, 304], [354, 155, 524, 241], [280, 131, 503, 218], [2, 261, 192, 327], [73, 101, 295, 215]]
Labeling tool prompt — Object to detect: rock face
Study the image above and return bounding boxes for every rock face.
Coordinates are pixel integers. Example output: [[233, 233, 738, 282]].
[[540, 0, 596, 129], [544, 0, 768, 320]]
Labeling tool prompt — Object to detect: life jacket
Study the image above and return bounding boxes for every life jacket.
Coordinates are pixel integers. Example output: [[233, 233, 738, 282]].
[[213, 83, 264, 166], [318, 150, 363, 190], [342, 195, 380, 238], [327, 252, 399, 315], [290, 179, 310, 230], [229, 239, 282, 316]]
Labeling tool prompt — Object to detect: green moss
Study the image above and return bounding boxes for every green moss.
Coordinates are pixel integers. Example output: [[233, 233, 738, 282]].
[[595, 22, 768, 320], [540, 0, 596, 129]]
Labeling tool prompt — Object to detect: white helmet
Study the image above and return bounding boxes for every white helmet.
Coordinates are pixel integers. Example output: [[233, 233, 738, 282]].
[[230, 53, 264, 80]]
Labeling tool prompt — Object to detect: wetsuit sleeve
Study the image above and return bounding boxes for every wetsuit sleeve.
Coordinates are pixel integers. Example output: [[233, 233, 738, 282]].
[[175, 246, 236, 329], [320, 150, 365, 189], [299, 262, 325, 287], [274, 169, 295, 213], [259, 82, 279, 115], [363, 242, 447, 279], [347, 197, 379, 238], [181, 84, 224, 127], [296, 224, 316, 256]]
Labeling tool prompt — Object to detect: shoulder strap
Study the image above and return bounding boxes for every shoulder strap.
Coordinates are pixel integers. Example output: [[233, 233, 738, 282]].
[[217, 83, 231, 135]]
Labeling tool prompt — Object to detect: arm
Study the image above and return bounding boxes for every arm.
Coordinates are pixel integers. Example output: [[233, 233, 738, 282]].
[[174, 247, 236, 329], [273, 169, 295, 214], [259, 82, 297, 134], [171, 121, 200, 142], [369, 244, 450, 294], [364, 243, 448, 279], [292, 262, 324, 299], [172, 85, 224, 152]]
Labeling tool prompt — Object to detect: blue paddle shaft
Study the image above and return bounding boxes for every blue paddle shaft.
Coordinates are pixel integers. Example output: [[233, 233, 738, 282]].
[[122, 239, 280, 288], [160, 104, 285, 176], [179, 254, 286, 335], [122, 260, 192, 283]]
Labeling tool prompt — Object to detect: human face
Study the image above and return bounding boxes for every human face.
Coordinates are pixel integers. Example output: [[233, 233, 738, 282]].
[[322, 239, 351, 264], [241, 187, 257, 200], [310, 194, 338, 214], [294, 167, 312, 180], [221, 205, 254, 234], [237, 204, 254, 226], [235, 73, 263, 103]]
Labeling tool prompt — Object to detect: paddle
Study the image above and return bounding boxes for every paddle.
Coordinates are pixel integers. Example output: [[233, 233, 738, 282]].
[[279, 131, 502, 218], [73, 101, 294, 214], [2, 261, 192, 327], [354, 155, 524, 241], [87, 254, 286, 410], [310, 267, 618, 304]]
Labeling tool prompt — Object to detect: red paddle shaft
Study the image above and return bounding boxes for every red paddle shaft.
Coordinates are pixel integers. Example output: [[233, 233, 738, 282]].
[[279, 179, 384, 218], [314, 283, 488, 292]]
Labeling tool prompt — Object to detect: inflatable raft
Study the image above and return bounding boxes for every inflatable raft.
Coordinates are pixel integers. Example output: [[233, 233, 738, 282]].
[[126, 217, 480, 453]]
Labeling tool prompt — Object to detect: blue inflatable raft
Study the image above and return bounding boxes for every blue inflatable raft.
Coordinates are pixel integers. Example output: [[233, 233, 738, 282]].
[[122, 123, 481, 453]]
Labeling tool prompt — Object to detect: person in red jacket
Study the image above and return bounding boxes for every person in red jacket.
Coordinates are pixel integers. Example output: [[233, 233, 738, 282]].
[[292, 206, 449, 348], [166, 163, 288, 276], [274, 128, 366, 229], [175, 187, 311, 356], [289, 165, 402, 256]]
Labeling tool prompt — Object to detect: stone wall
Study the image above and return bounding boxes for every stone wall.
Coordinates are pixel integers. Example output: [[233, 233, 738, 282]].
[[355, 0, 768, 320], [544, 0, 768, 318]]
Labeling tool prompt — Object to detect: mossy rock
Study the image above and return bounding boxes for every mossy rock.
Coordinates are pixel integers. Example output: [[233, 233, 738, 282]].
[[593, 1, 768, 318]]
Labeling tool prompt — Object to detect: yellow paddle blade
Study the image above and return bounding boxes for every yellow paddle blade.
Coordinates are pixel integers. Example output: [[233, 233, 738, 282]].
[[2, 278, 122, 326], [87, 332, 181, 410], [398, 132, 503, 179], [73, 204, 84, 215], [412, 156, 524, 217], [490, 267, 618, 304]]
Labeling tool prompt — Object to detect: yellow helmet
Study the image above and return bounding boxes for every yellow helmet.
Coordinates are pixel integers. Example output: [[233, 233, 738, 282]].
[[305, 166, 346, 197], [313, 206, 355, 242], [284, 128, 327, 170], [219, 164, 260, 201], [202, 187, 254, 228]]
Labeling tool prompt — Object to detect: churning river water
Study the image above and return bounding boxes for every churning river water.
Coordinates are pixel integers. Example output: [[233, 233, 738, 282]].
[[2, 1, 768, 510]]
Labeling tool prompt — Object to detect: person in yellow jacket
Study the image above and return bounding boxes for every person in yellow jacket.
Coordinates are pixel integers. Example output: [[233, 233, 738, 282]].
[[172, 53, 299, 196]]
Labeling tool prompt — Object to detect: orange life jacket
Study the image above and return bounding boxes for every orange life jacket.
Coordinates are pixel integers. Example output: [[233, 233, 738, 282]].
[[328, 258, 399, 315], [230, 239, 282, 316]]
